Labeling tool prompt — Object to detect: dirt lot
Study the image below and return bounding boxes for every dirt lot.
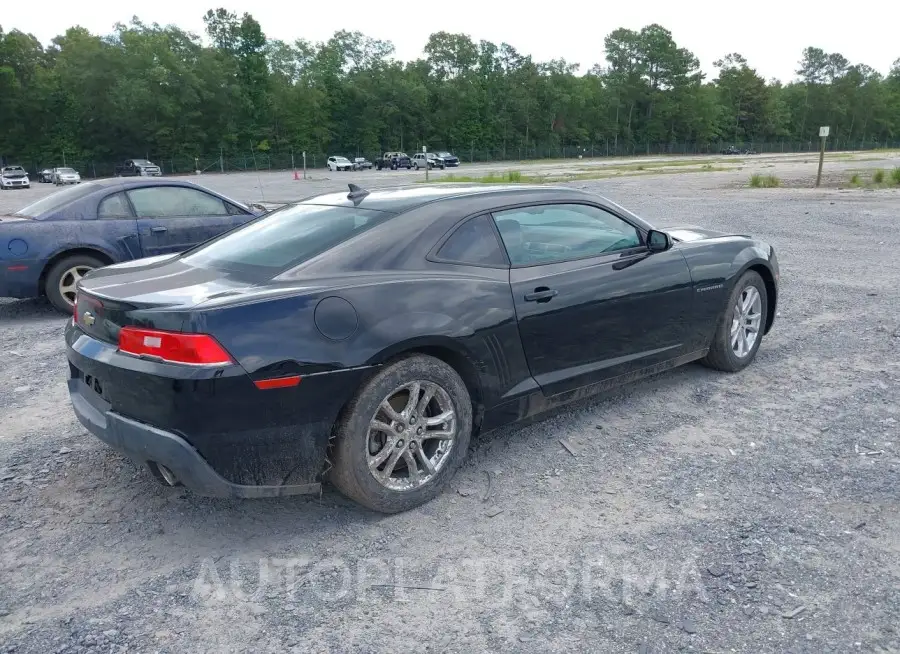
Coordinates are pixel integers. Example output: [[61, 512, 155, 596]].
[[1, 153, 899, 653]]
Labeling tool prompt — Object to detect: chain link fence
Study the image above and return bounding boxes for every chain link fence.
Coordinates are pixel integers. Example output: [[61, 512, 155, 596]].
[[18, 139, 900, 179]]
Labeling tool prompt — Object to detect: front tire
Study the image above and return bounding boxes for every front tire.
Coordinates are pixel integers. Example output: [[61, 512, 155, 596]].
[[701, 270, 768, 372], [329, 354, 473, 513], [44, 254, 105, 314]]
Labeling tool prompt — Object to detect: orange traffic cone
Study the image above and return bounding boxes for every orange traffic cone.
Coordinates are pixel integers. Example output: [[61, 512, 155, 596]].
[[293, 169, 300, 181]]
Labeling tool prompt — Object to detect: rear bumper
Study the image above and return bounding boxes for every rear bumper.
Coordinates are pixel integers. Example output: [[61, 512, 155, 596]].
[[65, 322, 368, 494], [0, 260, 42, 298], [68, 377, 319, 498]]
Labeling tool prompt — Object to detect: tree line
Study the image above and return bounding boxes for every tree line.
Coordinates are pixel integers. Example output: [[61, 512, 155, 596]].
[[1, 10, 899, 171]]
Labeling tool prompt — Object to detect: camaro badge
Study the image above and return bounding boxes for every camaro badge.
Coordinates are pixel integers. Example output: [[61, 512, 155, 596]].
[[83, 311, 95, 326]]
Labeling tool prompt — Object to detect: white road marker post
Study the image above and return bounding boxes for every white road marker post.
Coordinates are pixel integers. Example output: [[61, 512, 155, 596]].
[[816, 126, 829, 188]]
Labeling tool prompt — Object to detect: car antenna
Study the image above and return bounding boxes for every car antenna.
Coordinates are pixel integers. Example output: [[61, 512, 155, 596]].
[[347, 183, 369, 202]]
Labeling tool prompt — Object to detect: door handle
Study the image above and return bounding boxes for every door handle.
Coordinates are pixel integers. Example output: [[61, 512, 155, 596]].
[[524, 287, 558, 303], [150, 226, 167, 233]]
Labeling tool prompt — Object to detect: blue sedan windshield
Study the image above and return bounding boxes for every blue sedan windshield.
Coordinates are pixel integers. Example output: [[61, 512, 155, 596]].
[[14, 182, 99, 218]]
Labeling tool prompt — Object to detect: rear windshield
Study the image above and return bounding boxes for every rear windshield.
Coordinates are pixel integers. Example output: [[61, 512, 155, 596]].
[[181, 203, 394, 276], [13, 182, 99, 218]]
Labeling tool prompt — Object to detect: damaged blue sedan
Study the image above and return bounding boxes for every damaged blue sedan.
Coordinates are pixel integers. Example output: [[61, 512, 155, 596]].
[[0, 178, 262, 312]]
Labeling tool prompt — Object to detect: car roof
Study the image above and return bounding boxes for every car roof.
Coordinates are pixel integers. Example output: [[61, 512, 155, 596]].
[[87, 177, 203, 190], [297, 184, 583, 213]]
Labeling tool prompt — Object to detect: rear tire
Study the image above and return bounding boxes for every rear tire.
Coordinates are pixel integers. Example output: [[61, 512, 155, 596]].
[[44, 254, 105, 314], [329, 354, 473, 513], [701, 271, 768, 372]]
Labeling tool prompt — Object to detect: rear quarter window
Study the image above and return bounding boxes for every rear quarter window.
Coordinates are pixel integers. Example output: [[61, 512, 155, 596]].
[[435, 215, 508, 267]]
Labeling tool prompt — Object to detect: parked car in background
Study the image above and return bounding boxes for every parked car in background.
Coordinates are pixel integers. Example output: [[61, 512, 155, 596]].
[[0, 178, 263, 312], [39, 169, 55, 183], [114, 159, 162, 177], [52, 167, 81, 185], [412, 153, 445, 170], [1, 166, 30, 190], [63, 183, 778, 513], [375, 152, 412, 170], [433, 151, 460, 167], [353, 157, 373, 170], [327, 156, 354, 172], [721, 146, 741, 155]]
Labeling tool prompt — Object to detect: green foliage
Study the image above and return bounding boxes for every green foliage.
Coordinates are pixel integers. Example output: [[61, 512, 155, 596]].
[[2, 14, 900, 169], [873, 169, 885, 183], [749, 174, 780, 188], [850, 173, 861, 185], [891, 167, 900, 184]]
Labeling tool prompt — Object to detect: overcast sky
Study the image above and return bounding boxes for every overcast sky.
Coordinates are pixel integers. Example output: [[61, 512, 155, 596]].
[[8, 0, 898, 82]]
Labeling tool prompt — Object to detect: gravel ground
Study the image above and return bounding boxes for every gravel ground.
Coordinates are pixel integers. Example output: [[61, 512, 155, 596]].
[[1, 153, 899, 653]]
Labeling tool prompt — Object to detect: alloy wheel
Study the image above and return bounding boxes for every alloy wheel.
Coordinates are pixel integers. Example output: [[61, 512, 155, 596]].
[[730, 285, 762, 358], [366, 380, 457, 491], [58, 265, 93, 307]]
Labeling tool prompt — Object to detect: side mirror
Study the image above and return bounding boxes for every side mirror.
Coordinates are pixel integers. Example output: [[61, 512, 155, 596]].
[[647, 229, 672, 252]]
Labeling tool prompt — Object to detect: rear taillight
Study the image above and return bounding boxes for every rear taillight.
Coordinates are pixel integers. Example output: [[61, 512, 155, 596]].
[[118, 327, 234, 366], [73, 293, 79, 322]]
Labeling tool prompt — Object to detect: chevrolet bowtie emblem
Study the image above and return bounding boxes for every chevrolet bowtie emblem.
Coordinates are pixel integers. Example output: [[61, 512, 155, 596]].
[[83, 311, 95, 327]]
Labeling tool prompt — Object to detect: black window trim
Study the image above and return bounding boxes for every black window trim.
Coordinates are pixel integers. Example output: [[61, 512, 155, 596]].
[[426, 212, 511, 269], [124, 184, 232, 219], [489, 200, 649, 269]]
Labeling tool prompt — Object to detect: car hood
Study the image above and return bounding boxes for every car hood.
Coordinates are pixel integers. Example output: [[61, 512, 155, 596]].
[[1, 170, 27, 178], [662, 225, 751, 242]]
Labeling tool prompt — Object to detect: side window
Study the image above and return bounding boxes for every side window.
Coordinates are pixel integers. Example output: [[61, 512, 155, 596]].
[[435, 215, 508, 267], [98, 192, 132, 219], [492, 203, 642, 266], [126, 187, 229, 218], [226, 202, 248, 216]]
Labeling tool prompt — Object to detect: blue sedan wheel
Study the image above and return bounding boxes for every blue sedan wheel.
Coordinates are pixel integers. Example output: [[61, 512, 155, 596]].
[[45, 254, 105, 313]]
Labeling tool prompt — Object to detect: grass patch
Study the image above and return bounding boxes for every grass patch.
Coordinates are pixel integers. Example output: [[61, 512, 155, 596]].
[[846, 167, 900, 188], [749, 173, 780, 188], [426, 165, 730, 185], [433, 170, 529, 184]]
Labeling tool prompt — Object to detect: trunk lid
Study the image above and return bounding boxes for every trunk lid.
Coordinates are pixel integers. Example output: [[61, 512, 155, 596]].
[[76, 256, 257, 344]]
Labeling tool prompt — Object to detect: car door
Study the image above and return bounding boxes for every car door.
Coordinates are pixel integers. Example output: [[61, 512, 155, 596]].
[[95, 191, 143, 258], [126, 185, 242, 257], [493, 202, 695, 397]]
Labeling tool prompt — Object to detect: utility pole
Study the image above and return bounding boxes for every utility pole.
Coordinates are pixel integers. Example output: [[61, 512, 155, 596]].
[[423, 145, 429, 182], [815, 126, 829, 188], [302, 151, 307, 179]]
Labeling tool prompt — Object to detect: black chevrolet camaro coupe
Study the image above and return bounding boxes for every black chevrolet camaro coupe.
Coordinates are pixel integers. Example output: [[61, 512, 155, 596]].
[[65, 184, 779, 513]]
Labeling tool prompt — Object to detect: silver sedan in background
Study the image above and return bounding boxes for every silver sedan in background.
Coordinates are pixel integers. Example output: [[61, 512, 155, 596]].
[[52, 167, 81, 185]]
